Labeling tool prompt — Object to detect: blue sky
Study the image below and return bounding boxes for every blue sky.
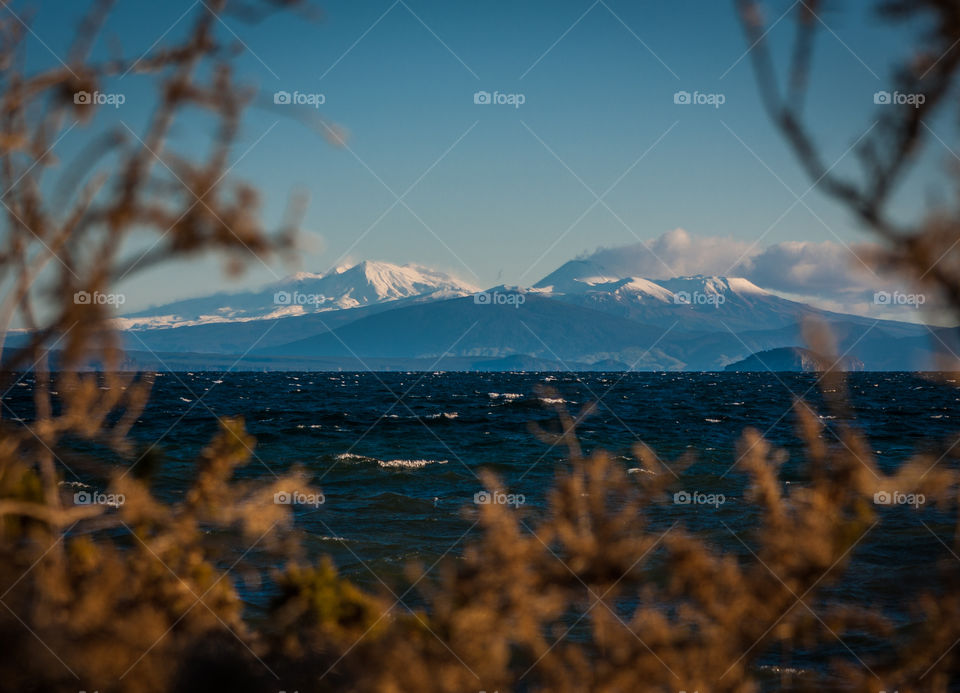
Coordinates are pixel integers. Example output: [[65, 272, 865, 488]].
[[10, 0, 951, 315]]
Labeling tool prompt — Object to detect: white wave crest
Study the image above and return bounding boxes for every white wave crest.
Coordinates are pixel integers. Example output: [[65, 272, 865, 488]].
[[378, 459, 448, 470]]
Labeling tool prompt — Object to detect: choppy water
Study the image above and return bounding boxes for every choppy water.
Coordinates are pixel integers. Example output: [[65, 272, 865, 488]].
[[5, 371, 960, 683]]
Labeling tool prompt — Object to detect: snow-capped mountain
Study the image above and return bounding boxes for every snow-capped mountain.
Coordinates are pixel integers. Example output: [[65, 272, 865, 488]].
[[534, 259, 768, 302], [531, 260, 819, 331], [116, 260, 479, 330], [301, 260, 479, 307], [653, 275, 770, 299], [532, 259, 634, 294]]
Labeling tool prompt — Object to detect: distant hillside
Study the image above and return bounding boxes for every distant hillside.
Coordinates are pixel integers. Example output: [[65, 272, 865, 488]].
[[260, 293, 685, 368]]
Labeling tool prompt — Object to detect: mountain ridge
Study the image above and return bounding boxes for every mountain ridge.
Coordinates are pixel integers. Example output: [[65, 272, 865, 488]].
[[22, 256, 945, 371]]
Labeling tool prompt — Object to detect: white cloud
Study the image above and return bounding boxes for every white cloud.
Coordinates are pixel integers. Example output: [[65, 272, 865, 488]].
[[579, 228, 752, 278]]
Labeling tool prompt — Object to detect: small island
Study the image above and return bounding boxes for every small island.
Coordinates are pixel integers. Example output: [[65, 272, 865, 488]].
[[724, 347, 866, 372]]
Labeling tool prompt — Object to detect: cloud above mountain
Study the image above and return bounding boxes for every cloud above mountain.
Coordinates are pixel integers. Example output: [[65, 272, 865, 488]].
[[578, 228, 754, 278], [738, 240, 880, 298], [573, 228, 924, 319]]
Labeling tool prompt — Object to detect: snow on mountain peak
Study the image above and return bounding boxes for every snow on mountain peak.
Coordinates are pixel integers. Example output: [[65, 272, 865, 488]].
[[725, 277, 770, 295], [653, 275, 770, 298], [323, 260, 478, 304], [533, 260, 771, 303], [532, 259, 621, 293], [116, 254, 780, 334], [291, 271, 325, 281], [118, 260, 478, 330]]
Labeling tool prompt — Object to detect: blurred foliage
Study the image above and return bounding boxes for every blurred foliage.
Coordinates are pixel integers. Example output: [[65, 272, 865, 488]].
[[3, 0, 960, 691]]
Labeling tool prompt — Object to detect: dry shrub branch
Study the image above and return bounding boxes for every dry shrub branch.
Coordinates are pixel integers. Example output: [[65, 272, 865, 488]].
[[0, 1, 959, 691]]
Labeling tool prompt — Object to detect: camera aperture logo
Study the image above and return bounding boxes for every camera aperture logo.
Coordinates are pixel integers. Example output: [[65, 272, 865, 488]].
[[874, 90, 925, 108], [873, 490, 924, 508], [274, 90, 325, 108], [673, 290, 725, 308], [274, 490, 325, 507], [74, 290, 125, 306], [274, 290, 328, 306], [74, 490, 125, 507], [673, 490, 725, 508], [474, 290, 525, 308], [473, 90, 525, 108], [74, 90, 125, 108], [873, 290, 925, 307], [474, 490, 525, 507], [674, 90, 725, 108]]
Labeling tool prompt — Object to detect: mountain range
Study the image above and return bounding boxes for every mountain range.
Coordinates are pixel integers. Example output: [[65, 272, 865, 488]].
[[13, 258, 954, 371]]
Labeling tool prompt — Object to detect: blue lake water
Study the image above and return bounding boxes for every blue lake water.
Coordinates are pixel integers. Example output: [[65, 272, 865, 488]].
[[5, 370, 959, 683]]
